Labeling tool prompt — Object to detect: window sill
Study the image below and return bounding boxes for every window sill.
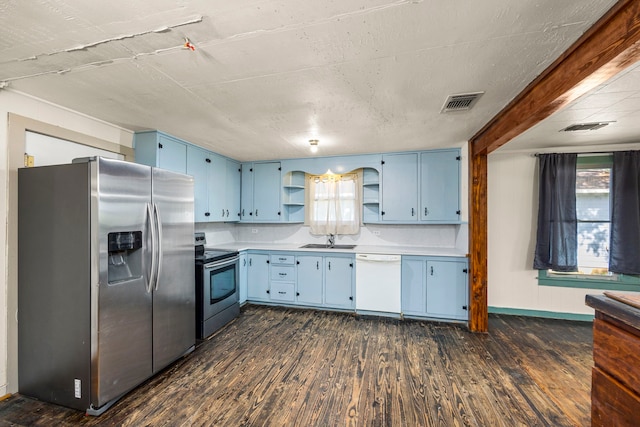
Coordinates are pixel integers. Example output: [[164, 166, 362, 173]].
[[538, 270, 640, 291]]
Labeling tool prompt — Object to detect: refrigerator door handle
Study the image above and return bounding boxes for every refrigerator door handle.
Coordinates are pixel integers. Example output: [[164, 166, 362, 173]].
[[147, 202, 157, 293], [153, 203, 164, 291]]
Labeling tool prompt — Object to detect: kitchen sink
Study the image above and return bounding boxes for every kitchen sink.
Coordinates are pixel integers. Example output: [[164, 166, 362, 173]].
[[300, 243, 357, 250]]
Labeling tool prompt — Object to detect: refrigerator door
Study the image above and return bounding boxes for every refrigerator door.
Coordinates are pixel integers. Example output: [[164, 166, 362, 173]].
[[94, 158, 153, 408], [151, 167, 195, 373]]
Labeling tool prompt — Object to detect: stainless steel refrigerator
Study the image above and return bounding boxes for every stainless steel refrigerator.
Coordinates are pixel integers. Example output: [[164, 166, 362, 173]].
[[18, 157, 195, 415]]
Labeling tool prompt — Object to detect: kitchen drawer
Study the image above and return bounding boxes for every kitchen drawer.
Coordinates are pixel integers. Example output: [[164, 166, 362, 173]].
[[592, 367, 640, 426], [270, 282, 295, 302], [593, 318, 640, 393], [270, 254, 295, 265], [271, 266, 295, 281]]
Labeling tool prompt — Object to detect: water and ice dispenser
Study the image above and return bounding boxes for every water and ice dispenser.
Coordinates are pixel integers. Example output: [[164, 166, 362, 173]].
[[107, 231, 143, 283]]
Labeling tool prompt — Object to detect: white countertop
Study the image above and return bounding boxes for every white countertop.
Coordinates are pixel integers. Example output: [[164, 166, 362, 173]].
[[206, 241, 467, 258]]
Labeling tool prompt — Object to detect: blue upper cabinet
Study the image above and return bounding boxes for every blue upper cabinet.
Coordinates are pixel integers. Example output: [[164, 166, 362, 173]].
[[378, 148, 461, 224], [253, 162, 281, 222], [134, 131, 187, 174], [240, 164, 254, 221], [186, 145, 211, 222], [241, 161, 282, 222], [226, 159, 241, 221], [207, 154, 226, 221], [420, 150, 461, 223], [381, 153, 419, 222], [186, 144, 240, 223]]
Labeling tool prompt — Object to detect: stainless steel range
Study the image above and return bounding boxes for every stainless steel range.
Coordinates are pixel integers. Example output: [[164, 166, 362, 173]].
[[195, 233, 240, 339]]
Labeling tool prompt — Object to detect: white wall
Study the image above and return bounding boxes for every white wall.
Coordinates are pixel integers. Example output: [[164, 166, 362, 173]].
[[487, 149, 640, 316], [0, 89, 134, 395]]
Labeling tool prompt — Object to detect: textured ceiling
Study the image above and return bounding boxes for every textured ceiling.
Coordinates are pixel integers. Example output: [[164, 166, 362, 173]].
[[0, 0, 629, 161], [496, 60, 640, 153]]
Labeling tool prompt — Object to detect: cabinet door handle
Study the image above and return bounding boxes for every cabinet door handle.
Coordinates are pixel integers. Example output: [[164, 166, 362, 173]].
[[226, 209, 229, 217], [243, 259, 247, 266], [221, 209, 225, 217], [328, 262, 331, 271], [424, 207, 429, 216], [255, 209, 258, 217], [411, 208, 415, 216], [430, 266, 434, 276], [242, 209, 245, 217], [249, 258, 252, 267], [316, 261, 319, 270], [204, 212, 210, 217], [279, 272, 287, 277]]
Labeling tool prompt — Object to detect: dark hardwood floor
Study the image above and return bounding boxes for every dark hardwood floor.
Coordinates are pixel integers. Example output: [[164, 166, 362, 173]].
[[0, 305, 593, 426]]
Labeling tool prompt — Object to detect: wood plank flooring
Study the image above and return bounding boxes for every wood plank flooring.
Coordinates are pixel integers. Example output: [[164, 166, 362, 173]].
[[0, 305, 593, 426]]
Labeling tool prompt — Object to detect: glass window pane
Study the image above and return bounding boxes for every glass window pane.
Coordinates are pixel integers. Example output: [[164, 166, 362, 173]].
[[576, 167, 610, 220], [576, 192, 610, 221], [577, 222, 610, 274], [575, 165, 611, 275]]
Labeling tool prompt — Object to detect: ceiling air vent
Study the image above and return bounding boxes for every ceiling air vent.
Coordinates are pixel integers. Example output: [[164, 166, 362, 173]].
[[561, 122, 614, 132], [441, 92, 484, 113]]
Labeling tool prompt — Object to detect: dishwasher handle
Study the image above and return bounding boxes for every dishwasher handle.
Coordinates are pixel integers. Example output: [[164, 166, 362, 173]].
[[356, 253, 401, 263]]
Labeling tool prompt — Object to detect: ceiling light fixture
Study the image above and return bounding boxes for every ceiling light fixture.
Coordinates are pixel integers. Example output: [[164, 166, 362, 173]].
[[309, 139, 319, 153]]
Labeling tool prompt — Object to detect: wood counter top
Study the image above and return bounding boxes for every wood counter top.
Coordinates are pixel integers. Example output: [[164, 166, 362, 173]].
[[586, 293, 640, 335]]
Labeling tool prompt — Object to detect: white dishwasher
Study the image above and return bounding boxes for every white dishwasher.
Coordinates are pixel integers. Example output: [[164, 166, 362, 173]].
[[355, 253, 402, 316]]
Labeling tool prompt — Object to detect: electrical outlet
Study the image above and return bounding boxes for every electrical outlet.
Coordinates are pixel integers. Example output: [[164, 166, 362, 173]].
[[251, 229, 258, 234], [372, 230, 381, 236]]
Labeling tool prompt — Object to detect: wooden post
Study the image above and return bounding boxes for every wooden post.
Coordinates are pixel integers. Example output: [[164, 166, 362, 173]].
[[466, 0, 640, 333], [469, 149, 488, 333]]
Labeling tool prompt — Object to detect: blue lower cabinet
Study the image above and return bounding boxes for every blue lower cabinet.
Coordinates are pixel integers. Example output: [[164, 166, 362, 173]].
[[401, 257, 426, 316], [245, 251, 354, 310], [324, 256, 355, 309], [296, 255, 323, 305], [246, 252, 270, 301], [401, 256, 468, 321], [239, 252, 248, 304]]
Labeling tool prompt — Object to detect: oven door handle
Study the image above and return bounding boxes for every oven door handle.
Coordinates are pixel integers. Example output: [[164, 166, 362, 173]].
[[204, 255, 240, 271]]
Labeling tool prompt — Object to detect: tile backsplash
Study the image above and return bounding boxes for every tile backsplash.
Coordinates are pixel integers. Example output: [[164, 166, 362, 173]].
[[196, 222, 468, 252]]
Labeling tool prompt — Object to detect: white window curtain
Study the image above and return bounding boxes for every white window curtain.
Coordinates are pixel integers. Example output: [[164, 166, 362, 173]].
[[306, 172, 360, 235]]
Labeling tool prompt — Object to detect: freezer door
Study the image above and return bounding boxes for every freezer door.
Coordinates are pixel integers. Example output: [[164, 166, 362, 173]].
[[95, 158, 153, 408], [152, 167, 195, 373]]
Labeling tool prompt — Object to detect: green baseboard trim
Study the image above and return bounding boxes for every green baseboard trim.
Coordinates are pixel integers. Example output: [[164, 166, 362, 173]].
[[488, 306, 594, 322]]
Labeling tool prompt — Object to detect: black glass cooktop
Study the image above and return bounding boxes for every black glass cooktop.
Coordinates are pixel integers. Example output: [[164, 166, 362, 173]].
[[195, 248, 238, 264]]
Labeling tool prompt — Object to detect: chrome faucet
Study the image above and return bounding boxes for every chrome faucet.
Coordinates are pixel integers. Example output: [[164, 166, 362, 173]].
[[327, 233, 335, 248]]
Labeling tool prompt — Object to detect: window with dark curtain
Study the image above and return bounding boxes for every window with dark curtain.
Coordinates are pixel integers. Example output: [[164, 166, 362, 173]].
[[533, 153, 578, 272], [609, 150, 640, 275]]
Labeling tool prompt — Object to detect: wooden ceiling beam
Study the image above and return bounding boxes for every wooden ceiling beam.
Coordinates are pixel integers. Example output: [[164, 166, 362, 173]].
[[471, 0, 640, 155]]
